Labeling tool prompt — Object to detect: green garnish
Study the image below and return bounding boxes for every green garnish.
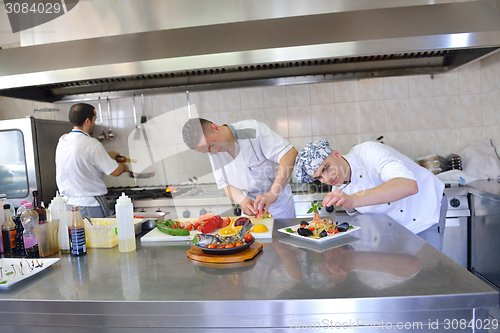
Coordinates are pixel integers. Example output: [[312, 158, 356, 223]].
[[6, 272, 13, 276], [0, 281, 6, 284], [307, 201, 322, 214], [285, 228, 294, 233], [348, 226, 354, 230]]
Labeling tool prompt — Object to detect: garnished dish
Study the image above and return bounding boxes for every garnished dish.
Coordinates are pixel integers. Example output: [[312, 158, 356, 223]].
[[0, 258, 60, 288], [277, 201, 360, 243], [193, 220, 255, 255]]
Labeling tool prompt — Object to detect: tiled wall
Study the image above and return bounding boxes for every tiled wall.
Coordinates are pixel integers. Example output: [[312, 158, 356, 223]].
[[2, 50, 500, 188]]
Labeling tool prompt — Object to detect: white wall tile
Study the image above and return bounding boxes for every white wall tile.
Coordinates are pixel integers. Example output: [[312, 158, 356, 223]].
[[218, 110, 242, 125], [359, 100, 385, 133], [287, 84, 310, 106], [434, 71, 459, 96], [384, 76, 409, 99], [218, 89, 241, 111], [459, 60, 481, 94], [335, 134, 360, 155], [385, 99, 410, 131], [263, 86, 287, 107], [358, 77, 384, 101], [483, 125, 500, 150], [241, 109, 265, 123], [482, 89, 500, 126], [460, 127, 483, 149], [409, 75, 434, 97], [435, 129, 461, 157], [410, 130, 436, 160], [310, 82, 334, 105], [459, 94, 482, 127], [240, 87, 263, 109], [197, 90, 218, 112], [311, 104, 335, 135], [335, 102, 359, 134], [334, 80, 358, 103], [288, 106, 311, 137], [410, 97, 435, 130], [434, 95, 460, 129], [263, 107, 288, 138]]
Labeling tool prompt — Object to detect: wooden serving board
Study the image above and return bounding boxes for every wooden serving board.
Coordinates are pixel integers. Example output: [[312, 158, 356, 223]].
[[141, 216, 274, 243], [187, 242, 263, 263]]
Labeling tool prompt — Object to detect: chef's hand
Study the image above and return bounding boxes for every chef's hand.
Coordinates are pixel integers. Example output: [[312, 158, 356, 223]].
[[323, 189, 355, 211], [107, 151, 119, 160], [240, 197, 258, 216], [254, 192, 278, 216]]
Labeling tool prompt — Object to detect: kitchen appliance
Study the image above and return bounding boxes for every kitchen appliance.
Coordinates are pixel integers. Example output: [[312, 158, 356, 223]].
[[2, 1, 500, 102], [0, 117, 72, 208], [441, 185, 471, 269]]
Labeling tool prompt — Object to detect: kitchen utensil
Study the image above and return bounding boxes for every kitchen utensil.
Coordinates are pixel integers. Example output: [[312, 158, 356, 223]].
[[140, 94, 147, 124], [132, 95, 141, 140], [106, 97, 116, 141], [128, 171, 156, 179], [97, 98, 106, 141]]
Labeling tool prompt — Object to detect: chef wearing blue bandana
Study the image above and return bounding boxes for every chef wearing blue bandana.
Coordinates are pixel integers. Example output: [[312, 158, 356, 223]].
[[295, 140, 447, 250]]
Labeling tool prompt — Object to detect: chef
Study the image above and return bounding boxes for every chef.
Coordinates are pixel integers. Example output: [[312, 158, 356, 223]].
[[294, 140, 447, 250], [182, 118, 297, 218], [55, 103, 130, 218]]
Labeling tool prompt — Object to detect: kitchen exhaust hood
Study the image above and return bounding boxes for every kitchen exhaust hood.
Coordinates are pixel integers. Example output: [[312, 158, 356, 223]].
[[1, 1, 500, 103]]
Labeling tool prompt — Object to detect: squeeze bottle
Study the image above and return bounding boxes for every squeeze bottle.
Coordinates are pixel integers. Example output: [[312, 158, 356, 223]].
[[115, 193, 136, 252]]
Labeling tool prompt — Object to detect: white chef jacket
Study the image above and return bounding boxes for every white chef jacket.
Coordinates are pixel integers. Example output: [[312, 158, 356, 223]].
[[208, 119, 295, 218], [340, 141, 444, 234], [55, 130, 119, 207]]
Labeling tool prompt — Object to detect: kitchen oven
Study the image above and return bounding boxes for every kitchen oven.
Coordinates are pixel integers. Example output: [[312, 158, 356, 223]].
[[0, 117, 72, 208], [441, 185, 471, 269]]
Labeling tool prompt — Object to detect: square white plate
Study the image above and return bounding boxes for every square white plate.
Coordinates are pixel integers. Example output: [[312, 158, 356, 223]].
[[0, 258, 60, 288], [278, 224, 361, 243]]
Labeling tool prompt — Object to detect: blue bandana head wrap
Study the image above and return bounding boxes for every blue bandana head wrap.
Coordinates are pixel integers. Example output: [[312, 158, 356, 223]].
[[294, 140, 333, 183]]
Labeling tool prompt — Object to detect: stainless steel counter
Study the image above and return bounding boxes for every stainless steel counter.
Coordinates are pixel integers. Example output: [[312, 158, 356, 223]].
[[0, 215, 498, 332]]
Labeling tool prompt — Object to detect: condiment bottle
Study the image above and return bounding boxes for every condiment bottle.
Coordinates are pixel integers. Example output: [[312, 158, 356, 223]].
[[21, 203, 39, 257], [0, 206, 4, 254], [115, 193, 136, 252], [32, 190, 47, 224], [68, 206, 87, 256], [2, 204, 16, 256], [0, 194, 16, 218], [16, 200, 28, 216], [14, 216, 26, 257], [58, 210, 71, 254]]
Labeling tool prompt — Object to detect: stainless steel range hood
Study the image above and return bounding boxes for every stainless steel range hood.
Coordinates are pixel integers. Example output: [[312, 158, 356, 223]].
[[1, 0, 500, 102]]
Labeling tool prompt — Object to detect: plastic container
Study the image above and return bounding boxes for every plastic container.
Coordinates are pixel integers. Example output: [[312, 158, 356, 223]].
[[21, 203, 39, 257], [34, 220, 59, 257], [48, 191, 66, 222], [16, 200, 28, 216], [115, 193, 136, 252], [0, 194, 16, 219], [58, 211, 71, 253], [84, 219, 118, 248]]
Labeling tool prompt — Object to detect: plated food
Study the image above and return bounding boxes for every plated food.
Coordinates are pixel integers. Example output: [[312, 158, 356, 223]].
[[193, 219, 255, 255], [278, 218, 361, 243]]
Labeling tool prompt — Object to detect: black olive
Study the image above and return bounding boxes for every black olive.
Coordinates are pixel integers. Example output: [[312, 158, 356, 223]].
[[337, 222, 350, 232], [297, 227, 313, 237], [319, 230, 328, 237]]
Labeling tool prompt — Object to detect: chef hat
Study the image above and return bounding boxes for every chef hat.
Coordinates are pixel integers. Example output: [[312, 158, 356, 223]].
[[295, 140, 333, 183]]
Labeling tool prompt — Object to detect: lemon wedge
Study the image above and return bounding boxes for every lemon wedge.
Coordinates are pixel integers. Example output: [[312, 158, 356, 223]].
[[252, 224, 268, 233]]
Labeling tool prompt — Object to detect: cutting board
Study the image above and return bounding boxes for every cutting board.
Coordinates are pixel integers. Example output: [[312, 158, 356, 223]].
[[187, 242, 263, 263], [141, 216, 274, 243]]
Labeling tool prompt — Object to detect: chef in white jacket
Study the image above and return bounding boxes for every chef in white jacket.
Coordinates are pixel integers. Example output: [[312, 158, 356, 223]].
[[182, 118, 297, 218]]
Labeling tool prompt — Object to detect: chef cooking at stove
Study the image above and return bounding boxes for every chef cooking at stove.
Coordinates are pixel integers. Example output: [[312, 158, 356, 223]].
[[182, 118, 298, 219], [294, 140, 447, 250], [55, 103, 130, 218]]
